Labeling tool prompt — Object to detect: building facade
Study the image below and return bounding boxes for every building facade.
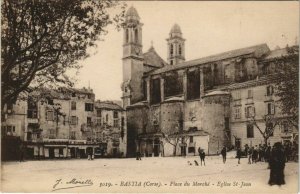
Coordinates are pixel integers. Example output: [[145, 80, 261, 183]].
[[121, 7, 299, 157], [2, 87, 126, 160]]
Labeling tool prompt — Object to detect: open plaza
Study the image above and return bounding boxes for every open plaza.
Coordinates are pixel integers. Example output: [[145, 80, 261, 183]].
[[1, 153, 298, 193]]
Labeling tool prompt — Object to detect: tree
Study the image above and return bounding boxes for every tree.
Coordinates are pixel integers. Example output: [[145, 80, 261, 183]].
[[251, 115, 279, 145], [274, 46, 299, 129], [1, 0, 126, 109]]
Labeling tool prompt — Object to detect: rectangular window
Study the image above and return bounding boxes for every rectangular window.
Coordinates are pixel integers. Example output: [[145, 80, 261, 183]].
[[27, 110, 38, 118], [113, 111, 118, 118], [96, 118, 101, 125], [121, 117, 124, 128], [247, 90, 253, 99], [97, 110, 101, 117], [234, 107, 241, 119], [85, 103, 94, 112], [266, 85, 274, 96], [281, 121, 290, 133], [233, 91, 241, 100], [113, 119, 119, 128], [87, 117, 92, 126], [164, 71, 183, 97], [188, 147, 195, 153], [49, 129, 55, 138], [187, 69, 200, 100], [71, 101, 76, 110], [71, 116, 77, 125], [143, 80, 147, 100], [189, 136, 193, 143], [245, 106, 255, 118], [225, 117, 230, 130], [267, 103, 275, 115], [150, 78, 161, 104], [247, 124, 254, 138], [46, 111, 54, 121]]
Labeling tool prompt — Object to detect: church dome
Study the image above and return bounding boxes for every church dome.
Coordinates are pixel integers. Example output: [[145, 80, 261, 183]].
[[125, 6, 140, 21], [170, 23, 182, 34]]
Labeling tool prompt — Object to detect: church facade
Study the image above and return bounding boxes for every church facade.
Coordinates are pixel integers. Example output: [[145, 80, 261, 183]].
[[121, 7, 298, 157]]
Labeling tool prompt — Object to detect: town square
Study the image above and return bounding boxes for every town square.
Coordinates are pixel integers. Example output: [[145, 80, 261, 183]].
[[1, 1, 299, 193]]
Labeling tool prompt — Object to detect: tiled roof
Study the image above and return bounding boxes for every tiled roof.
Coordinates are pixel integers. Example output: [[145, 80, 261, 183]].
[[95, 100, 124, 111], [143, 47, 168, 68], [148, 44, 270, 75]]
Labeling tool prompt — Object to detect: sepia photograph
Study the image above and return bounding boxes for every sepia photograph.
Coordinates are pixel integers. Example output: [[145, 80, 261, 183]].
[[1, 0, 299, 193]]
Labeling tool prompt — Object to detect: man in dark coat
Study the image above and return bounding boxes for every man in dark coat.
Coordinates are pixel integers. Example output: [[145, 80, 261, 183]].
[[248, 146, 253, 164], [221, 146, 227, 164], [236, 147, 242, 164], [252, 145, 258, 163], [199, 149, 206, 166], [268, 142, 286, 186]]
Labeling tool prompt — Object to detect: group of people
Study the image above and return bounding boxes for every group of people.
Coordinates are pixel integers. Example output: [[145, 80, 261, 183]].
[[238, 141, 298, 165], [236, 141, 297, 186]]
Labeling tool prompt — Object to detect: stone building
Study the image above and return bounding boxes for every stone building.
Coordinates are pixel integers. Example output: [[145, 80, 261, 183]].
[[1, 87, 127, 160], [94, 100, 126, 157], [121, 7, 299, 157]]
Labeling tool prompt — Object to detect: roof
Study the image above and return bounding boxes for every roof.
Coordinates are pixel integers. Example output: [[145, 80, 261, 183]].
[[143, 47, 168, 68], [148, 44, 270, 76], [95, 101, 124, 111], [29, 87, 94, 100], [125, 6, 140, 21], [170, 23, 182, 34]]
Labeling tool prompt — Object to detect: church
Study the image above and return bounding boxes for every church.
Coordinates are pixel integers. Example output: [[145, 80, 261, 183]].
[[121, 6, 298, 157]]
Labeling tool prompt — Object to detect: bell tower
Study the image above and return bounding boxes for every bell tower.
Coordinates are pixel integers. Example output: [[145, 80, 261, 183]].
[[122, 6, 144, 108], [167, 24, 185, 65]]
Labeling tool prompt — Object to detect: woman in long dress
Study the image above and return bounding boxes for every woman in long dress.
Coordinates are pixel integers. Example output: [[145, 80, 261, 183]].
[[268, 142, 286, 186]]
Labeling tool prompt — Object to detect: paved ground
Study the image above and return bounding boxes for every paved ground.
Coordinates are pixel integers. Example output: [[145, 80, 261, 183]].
[[1, 154, 298, 193]]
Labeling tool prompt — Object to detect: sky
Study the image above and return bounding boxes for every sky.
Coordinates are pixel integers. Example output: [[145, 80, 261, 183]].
[[74, 1, 299, 101]]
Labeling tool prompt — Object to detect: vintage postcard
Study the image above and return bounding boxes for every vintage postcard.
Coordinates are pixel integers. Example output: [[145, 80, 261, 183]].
[[1, 1, 299, 193]]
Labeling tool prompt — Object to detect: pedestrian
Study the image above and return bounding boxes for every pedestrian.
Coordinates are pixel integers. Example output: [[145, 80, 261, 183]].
[[221, 146, 227, 164], [19, 142, 25, 162], [248, 147, 253, 164], [268, 142, 286, 186], [87, 147, 92, 160], [199, 149, 206, 166], [252, 145, 258, 163], [136, 151, 141, 160], [236, 147, 242, 164]]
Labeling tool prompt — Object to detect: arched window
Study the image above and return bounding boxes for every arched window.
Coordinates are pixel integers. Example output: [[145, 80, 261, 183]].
[[126, 29, 129, 43], [170, 44, 173, 56], [179, 44, 182, 55], [134, 28, 138, 43]]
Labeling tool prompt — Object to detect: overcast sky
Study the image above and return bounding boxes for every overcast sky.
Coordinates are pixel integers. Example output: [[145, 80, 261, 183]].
[[74, 1, 299, 101]]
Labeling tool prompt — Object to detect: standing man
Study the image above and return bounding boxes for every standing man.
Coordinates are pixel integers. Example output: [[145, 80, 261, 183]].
[[221, 146, 227, 164], [248, 146, 253, 164], [236, 147, 242, 164], [199, 148, 206, 166]]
